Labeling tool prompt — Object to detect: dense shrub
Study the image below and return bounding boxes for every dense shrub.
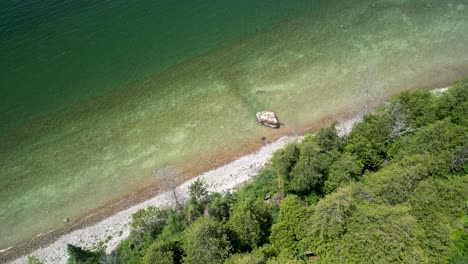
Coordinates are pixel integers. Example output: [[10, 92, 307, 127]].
[[324, 203, 426, 264], [141, 240, 181, 264], [270, 195, 311, 257], [227, 199, 272, 251], [224, 250, 265, 264], [346, 113, 392, 169], [323, 152, 363, 194], [67, 244, 102, 264], [181, 218, 231, 264]]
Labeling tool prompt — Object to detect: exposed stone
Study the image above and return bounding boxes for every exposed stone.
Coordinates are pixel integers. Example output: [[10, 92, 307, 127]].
[[63, 218, 70, 223], [256, 111, 279, 128]]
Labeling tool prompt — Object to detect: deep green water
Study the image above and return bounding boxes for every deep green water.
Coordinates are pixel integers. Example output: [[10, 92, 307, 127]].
[[0, 0, 314, 132], [1, 0, 468, 251]]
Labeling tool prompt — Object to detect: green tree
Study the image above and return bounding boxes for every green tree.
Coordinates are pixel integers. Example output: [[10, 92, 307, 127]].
[[270, 143, 300, 191], [346, 113, 392, 169], [185, 179, 210, 224], [321, 203, 427, 264], [436, 79, 468, 126], [409, 176, 468, 263], [206, 192, 237, 223], [67, 244, 102, 264], [288, 135, 340, 194], [450, 214, 468, 264], [227, 199, 271, 250], [270, 195, 311, 257], [188, 178, 209, 204], [265, 255, 305, 264], [238, 168, 278, 201], [130, 206, 169, 238], [390, 90, 437, 128], [323, 153, 363, 194], [182, 218, 231, 264], [142, 240, 181, 264], [158, 210, 185, 241], [314, 125, 345, 152], [390, 119, 467, 162], [224, 250, 265, 264], [310, 185, 356, 255], [363, 155, 434, 205]]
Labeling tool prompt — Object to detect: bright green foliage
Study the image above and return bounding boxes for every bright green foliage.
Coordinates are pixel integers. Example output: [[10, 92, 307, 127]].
[[224, 250, 265, 264], [188, 178, 209, 204], [390, 90, 437, 128], [238, 168, 278, 201], [27, 256, 44, 264], [266, 255, 306, 264], [286, 132, 342, 194], [310, 185, 355, 250], [391, 119, 467, 161], [271, 143, 300, 190], [409, 176, 468, 262], [302, 191, 320, 205], [257, 243, 280, 260], [270, 195, 311, 257], [288, 139, 323, 193], [227, 199, 271, 250], [130, 206, 169, 238], [323, 153, 363, 194], [314, 125, 345, 152], [321, 203, 426, 264], [346, 113, 392, 169], [450, 214, 468, 264], [184, 179, 210, 224], [184, 200, 203, 224], [117, 207, 171, 264], [67, 244, 102, 264], [206, 192, 237, 223], [182, 218, 231, 264], [116, 239, 148, 264], [158, 211, 185, 241], [142, 240, 181, 264], [363, 155, 432, 205], [436, 79, 468, 126]]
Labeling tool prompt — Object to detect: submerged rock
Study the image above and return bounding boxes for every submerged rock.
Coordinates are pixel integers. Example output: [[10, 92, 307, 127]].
[[256, 111, 279, 128]]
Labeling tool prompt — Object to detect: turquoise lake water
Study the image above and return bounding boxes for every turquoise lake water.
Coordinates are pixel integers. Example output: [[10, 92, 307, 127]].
[[1, 0, 468, 251]]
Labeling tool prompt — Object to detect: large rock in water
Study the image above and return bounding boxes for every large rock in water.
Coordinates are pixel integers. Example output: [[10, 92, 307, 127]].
[[256, 111, 279, 128]]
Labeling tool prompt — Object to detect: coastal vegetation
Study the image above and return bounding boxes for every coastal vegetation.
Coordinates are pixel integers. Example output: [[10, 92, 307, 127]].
[[62, 79, 468, 263]]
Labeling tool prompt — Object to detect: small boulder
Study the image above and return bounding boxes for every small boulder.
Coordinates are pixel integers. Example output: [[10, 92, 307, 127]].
[[256, 111, 279, 128]]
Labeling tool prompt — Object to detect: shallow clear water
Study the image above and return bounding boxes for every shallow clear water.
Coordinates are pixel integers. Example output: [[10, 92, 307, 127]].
[[1, 0, 468, 250]]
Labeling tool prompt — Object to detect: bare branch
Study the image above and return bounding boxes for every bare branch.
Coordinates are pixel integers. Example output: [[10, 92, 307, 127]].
[[450, 144, 468, 173], [384, 102, 418, 144], [154, 165, 183, 210]]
